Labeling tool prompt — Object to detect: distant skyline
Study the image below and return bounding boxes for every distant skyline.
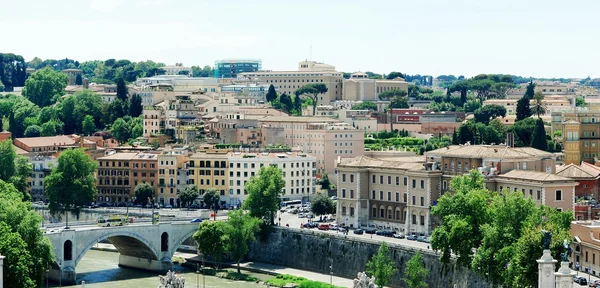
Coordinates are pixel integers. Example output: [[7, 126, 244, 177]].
[[3, 0, 599, 78]]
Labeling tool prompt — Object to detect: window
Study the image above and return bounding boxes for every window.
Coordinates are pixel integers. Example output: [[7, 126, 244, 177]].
[[387, 176, 391, 184], [404, 177, 407, 186], [380, 208, 384, 218], [555, 190, 562, 201], [420, 197, 424, 206], [372, 190, 376, 199], [372, 207, 377, 217], [420, 215, 425, 225], [372, 175, 376, 183], [412, 196, 416, 205], [380, 175, 383, 184], [420, 180, 424, 189], [342, 189, 346, 198], [387, 192, 391, 201], [443, 181, 447, 190], [342, 174, 346, 182], [379, 191, 384, 200], [395, 193, 399, 202], [537, 190, 541, 200], [350, 190, 354, 199], [396, 177, 400, 185], [412, 214, 417, 224], [403, 193, 407, 203], [350, 174, 354, 183], [412, 179, 416, 188]]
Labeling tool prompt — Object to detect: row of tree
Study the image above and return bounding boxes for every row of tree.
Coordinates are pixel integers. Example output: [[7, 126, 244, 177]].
[[431, 170, 572, 287], [265, 83, 328, 116]]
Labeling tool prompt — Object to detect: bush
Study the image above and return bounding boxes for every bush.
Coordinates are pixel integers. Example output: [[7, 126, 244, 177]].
[[266, 274, 344, 288], [217, 271, 258, 282], [298, 280, 345, 288]]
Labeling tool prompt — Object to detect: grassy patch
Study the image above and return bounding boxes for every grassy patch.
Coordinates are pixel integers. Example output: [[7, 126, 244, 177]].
[[266, 274, 344, 288], [172, 256, 186, 264], [217, 271, 259, 282]]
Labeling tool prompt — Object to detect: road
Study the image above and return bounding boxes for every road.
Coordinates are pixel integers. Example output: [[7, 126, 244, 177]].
[[278, 211, 431, 250]]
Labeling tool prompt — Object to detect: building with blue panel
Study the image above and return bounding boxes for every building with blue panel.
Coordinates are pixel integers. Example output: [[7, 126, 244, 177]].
[[214, 59, 262, 78]]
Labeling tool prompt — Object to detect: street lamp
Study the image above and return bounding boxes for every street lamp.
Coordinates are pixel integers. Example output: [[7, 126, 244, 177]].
[[196, 263, 199, 288], [46, 268, 49, 288], [329, 260, 333, 288]]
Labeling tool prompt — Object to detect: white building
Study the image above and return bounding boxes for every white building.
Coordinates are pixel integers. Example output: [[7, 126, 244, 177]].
[[161, 65, 193, 76], [29, 155, 57, 202], [227, 152, 317, 207]]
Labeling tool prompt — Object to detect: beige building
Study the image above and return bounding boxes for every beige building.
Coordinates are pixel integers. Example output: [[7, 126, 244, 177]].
[[237, 60, 343, 104], [342, 72, 408, 102], [258, 116, 364, 179], [570, 221, 600, 275], [157, 150, 189, 207], [484, 95, 572, 116]]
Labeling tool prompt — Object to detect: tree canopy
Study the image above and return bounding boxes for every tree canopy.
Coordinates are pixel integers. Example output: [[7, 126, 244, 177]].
[[22, 67, 67, 107], [366, 242, 397, 288], [134, 183, 154, 206], [402, 251, 429, 288], [179, 185, 199, 210], [203, 188, 220, 220], [473, 105, 506, 125], [45, 149, 97, 224], [295, 83, 328, 116], [193, 221, 228, 268], [266, 84, 277, 102], [311, 193, 335, 216], [225, 210, 261, 273], [243, 166, 285, 225]]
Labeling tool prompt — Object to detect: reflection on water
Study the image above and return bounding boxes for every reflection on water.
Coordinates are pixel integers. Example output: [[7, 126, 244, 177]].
[[52, 250, 266, 288]]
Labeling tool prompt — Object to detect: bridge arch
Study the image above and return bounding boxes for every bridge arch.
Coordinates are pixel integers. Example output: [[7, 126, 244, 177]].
[[72, 231, 161, 269], [64, 240, 73, 261], [168, 229, 197, 258]]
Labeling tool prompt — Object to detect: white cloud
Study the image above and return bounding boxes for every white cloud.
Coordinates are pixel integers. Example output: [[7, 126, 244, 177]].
[[88, 0, 124, 13]]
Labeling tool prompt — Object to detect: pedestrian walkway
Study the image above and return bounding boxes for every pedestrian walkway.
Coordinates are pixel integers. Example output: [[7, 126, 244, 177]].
[[238, 262, 354, 287]]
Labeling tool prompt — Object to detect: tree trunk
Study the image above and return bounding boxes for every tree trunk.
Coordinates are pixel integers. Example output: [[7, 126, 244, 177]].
[[237, 261, 240, 274], [312, 102, 316, 116]]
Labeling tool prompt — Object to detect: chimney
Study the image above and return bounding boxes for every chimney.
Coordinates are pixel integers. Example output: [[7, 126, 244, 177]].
[[506, 132, 515, 148]]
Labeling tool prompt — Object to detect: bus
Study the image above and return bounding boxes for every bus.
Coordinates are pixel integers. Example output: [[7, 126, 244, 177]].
[[281, 200, 302, 207], [98, 215, 128, 227]]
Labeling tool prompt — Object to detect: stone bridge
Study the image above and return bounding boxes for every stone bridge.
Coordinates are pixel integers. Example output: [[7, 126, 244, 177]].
[[45, 222, 199, 285]]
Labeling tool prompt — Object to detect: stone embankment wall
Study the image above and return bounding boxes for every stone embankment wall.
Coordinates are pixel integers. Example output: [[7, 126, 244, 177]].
[[248, 227, 487, 288]]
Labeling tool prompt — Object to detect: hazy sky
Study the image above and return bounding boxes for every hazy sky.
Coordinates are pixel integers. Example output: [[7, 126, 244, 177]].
[[2, 0, 598, 78]]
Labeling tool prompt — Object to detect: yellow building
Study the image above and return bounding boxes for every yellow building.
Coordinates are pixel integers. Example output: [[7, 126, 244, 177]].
[[553, 112, 600, 164], [189, 150, 229, 206]]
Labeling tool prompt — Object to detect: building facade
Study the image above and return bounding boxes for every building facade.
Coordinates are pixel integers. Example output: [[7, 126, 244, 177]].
[[552, 111, 600, 164], [214, 59, 262, 79], [342, 72, 408, 102]]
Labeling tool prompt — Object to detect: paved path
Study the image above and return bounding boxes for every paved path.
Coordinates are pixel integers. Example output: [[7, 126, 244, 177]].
[[238, 262, 355, 287]]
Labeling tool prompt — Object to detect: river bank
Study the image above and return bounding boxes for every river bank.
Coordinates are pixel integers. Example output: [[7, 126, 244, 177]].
[[90, 243, 354, 287]]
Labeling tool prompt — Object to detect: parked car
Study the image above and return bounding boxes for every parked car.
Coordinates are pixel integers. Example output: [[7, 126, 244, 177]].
[[353, 229, 364, 235], [375, 230, 395, 237], [164, 204, 172, 209], [393, 233, 405, 239], [416, 236, 426, 242], [190, 218, 202, 223], [407, 234, 418, 241], [297, 213, 306, 218], [588, 279, 600, 287], [574, 276, 587, 285], [364, 228, 377, 234], [306, 213, 314, 219], [318, 223, 330, 230], [424, 237, 431, 243], [330, 196, 338, 201]]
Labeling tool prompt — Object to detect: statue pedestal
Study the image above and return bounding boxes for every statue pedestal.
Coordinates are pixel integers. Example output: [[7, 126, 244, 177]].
[[537, 249, 557, 288], [555, 261, 573, 288]]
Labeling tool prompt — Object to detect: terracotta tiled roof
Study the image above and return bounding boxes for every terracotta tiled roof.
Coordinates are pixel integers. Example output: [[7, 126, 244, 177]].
[[337, 155, 426, 170], [15, 135, 77, 148]]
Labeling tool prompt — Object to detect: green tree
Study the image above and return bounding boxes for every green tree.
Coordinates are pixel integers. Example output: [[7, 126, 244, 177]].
[[203, 188, 220, 220], [279, 93, 294, 113], [294, 93, 302, 115], [524, 81, 535, 100], [40, 120, 60, 136], [75, 74, 83, 85], [45, 149, 97, 227], [515, 94, 532, 121], [134, 183, 154, 206], [179, 185, 199, 210], [366, 242, 397, 288], [129, 93, 143, 117], [378, 89, 407, 101], [243, 166, 285, 225], [10, 156, 33, 200], [0, 140, 16, 181], [82, 115, 96, 136], [351, 101, 377, 111], [225, 210, 261, 273], [389, 96, 409, 109], [38, 106, 59, 123], [295, 83, 328, 115], [22, 67, 68, 107], [311, 193, 335, 216], [530, 118, 548, 151], [111, 118, 130, 144], [531, 91, 545, 118], [402, 251, 429, 288], [266, 84, 277, 102], [193, 221, 228, 268], [24, 125, 41, 137], [320, 173, 332, 190], [116, 77, 128, 101], [576, 97, 585, 107], [386, 71, 404, 80], [473, 105, 506, 125]]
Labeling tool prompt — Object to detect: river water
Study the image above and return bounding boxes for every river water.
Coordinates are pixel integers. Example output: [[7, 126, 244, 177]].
[[50, 250, 267, 288]]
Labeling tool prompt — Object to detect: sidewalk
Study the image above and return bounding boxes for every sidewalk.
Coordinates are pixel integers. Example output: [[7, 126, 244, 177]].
[[238, 262, 354, 287]]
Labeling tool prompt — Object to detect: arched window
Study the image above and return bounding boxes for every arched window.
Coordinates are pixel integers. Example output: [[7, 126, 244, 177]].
[[161, 232, 169, 252], [64, 240, 73, 261]]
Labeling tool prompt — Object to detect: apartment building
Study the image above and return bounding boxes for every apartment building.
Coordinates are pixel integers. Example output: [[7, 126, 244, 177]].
[[556, 162, 600, 199], [570, 221, 600, 276], [157, 150, 189, 207], [552, 111, 600, 164], [257, 116, 364, 179], [484, 96, 572, 116], [228, 151, 316, 207], [96, 152, 158, 204], [161, 65, 192, 76], [188, 150, 230, 205], [237, 60, 343, 104], [337, 144, 576, 235], [342, 72, 408, 102], [29, 155, 57, 202]]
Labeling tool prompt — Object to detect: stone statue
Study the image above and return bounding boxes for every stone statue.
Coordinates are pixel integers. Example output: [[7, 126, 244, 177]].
[[158, 270, 185, 288], [541, 230, 552, 250], [561, 239, 572, 262], [353, 272, 376, 288]]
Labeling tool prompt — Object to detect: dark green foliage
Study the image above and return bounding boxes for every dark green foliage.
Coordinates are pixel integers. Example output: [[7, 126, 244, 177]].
[[129, 94, 143, 117], [295, 84, 328, 115], [319, 174, 332, 190], [266, 84, 277, 102], [0, 53, 28, 91], [530, 118, 548, 151], [515, 95, 532, 121], [22, 67, 67, 107], [311, 193, 335, 216], [243, 166, 285, 225], [24, 125, 41, 137], [473, 105, 506, 125], [179, 185, 199, 209], [116, 78, 128, 101], [203, 188, 220, 220], [351, 101, 378, 111], [134, 183, 154, 206]]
